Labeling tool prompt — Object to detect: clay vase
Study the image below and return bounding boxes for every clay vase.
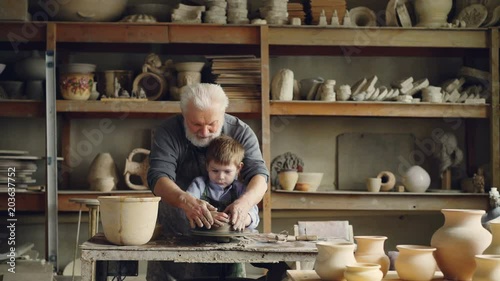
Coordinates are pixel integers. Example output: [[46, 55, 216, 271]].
[[314, 242, 357, 281], [124, 148, 150, 190], [402, 165, 430, 193], [414, 0, 452, 27], [431, 209, 492, 281], [278, 170, 298, 191], [344, 263, 383, 281], [472, 255, 500, 281], [484, 222, 500, 255], [354, 236, 390, 277], [395, 245, 437, 281], [88, 153, 119, 191]]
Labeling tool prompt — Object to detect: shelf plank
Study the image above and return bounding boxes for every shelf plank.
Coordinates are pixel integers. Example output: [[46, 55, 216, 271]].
[[56, 23, 170, 43], [270, 101, 489, 118], [0, 22, 46, 43], [0, 100, 45, 117], [56, 100, 261, 114], [268, 27, 488, 48], [271, 191, 489, 211], [168, 24, 260, 44]]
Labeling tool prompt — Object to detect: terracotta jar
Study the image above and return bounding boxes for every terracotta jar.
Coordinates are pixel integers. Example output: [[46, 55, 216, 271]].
[[395, 245, 437, 281], [314, 242, 357, 281], [484, 222, 500, 255], [414, 0, 453, 27], [473, 255, 500, 281], [354, 236, 390, 277], [278, 170, 298, 191], [344, 263, 383, 281], [431, 209, 492, 281]]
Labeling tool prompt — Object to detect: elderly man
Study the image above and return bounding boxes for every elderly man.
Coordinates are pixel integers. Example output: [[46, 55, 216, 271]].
[[147, 83, 269, 280]]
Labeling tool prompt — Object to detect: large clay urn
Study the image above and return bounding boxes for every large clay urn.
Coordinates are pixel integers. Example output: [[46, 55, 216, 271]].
[[395, 245, 437, 281], [314, 242, 357, 281], [431, 209, 492, 281], [484, 221, 500, 255], [472, 255, 500, 281], [414, 0, 453, 27], [354, 236, 390, 277]]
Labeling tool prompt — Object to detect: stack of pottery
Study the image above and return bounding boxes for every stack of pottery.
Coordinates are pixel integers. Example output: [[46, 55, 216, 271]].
[[422, 86, 443, 103], [13, 50, 46, 100], [227, 0, 249, 24], [171, 3, 205, 23], [59, 63, 97, 100], [204, 0, 227, 24], [260, 0, 289, 25]]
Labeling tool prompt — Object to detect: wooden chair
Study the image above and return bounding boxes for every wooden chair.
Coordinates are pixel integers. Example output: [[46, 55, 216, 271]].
[[293, 220, 353, 270]]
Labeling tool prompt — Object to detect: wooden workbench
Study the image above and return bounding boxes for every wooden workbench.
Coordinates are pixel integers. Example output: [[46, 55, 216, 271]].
[[287, 270, 445, 281], [80, 233, 318, 281]]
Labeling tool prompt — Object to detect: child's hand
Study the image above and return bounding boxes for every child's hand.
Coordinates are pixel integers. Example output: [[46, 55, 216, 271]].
[[210, 210, 230, 227]]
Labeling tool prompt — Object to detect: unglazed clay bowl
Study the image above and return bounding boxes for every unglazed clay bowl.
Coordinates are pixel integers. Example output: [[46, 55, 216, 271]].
[[98, 196, 161, 246], [296, 172, 323, 192]]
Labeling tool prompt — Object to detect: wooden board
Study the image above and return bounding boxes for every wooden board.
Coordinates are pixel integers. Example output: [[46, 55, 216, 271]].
[[337, 133, 415, 191]]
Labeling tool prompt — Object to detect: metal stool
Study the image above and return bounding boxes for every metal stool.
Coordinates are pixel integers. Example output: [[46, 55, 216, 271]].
[[69, 198, 100, 281]]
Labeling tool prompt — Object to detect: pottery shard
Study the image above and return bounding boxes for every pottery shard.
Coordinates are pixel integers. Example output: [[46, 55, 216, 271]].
[[392, 77, 413, 89], [351, 77, 367, 96], [271, 68, 294, 101]]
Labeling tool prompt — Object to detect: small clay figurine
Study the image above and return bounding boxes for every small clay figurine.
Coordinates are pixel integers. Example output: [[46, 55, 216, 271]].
[[113, 77, 121, 98], [473, 168, 485, 193]]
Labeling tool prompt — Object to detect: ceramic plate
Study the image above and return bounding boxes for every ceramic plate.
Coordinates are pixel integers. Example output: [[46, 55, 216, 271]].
[[0, 150, 29, 155]]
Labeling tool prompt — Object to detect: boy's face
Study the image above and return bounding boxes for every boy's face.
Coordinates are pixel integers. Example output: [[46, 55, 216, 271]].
[[207, 160, 242, 188]]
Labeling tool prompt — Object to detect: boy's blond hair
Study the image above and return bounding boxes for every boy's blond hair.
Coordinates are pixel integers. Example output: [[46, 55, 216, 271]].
[[206, 135, 244, 166]]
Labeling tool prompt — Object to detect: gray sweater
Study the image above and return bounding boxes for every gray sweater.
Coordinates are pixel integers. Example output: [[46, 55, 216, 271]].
[[148, 113, 269, 235]]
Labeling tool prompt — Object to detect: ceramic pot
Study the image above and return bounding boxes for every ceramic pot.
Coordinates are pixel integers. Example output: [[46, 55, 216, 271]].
[[88, 153, 119, 191], [344, 263, 383, 281], [98, 196, 161, 245], [395, 245, 437, 281], [431, 209, 492, 281], [50, 0, 128, 22], [473, 255, 500, 281], [124, 148, 150, 190], [60, 73, 93, 100], [278, 170, 298, 191], [314, 242, 357, 281], [414, 0, 452, 27], [484, 222, 500, 255], [354, 236, 390, 276], [15, 50, 46, 80], [402, 165, 430, 192]]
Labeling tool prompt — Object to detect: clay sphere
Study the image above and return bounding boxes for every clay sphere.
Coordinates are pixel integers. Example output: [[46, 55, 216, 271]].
[[402, 166, 431, 192]]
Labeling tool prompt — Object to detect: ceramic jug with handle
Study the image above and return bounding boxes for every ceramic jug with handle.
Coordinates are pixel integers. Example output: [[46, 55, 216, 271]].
[[124, 148, 150, 190]]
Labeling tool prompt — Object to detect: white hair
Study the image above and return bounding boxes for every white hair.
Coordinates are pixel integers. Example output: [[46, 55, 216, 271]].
[[180, 83, 229, 113]]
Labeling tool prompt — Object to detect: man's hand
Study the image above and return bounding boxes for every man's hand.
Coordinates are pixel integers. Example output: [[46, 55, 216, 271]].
[[179, 193, 217, 229], [224, 199, 252, 231]]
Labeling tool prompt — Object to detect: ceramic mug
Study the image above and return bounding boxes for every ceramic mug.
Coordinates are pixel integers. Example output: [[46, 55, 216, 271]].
[[366, 177, 382, 192]]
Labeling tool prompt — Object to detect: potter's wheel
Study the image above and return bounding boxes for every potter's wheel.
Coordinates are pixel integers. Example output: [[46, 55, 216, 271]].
[[190, 229, 254, 238]]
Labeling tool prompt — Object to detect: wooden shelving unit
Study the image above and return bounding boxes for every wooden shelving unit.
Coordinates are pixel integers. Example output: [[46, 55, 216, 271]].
[[0, 22, 496, 235]]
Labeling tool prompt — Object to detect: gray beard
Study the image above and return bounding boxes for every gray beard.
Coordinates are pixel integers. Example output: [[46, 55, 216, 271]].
[[184, 121, 223, 147]]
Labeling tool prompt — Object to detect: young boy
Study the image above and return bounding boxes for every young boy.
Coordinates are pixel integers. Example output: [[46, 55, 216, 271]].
[[186, 135, 259, 230]]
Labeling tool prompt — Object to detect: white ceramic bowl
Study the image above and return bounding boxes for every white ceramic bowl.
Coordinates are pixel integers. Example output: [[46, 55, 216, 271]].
[[59, 63, 96, 74], [296, 172, 324, 192], [98, 196, 161, 246], [175, 62, 205, 72]]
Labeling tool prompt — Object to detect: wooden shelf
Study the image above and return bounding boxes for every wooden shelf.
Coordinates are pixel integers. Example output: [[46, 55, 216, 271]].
[[0, 22, 47, 43], [270, 101, 489, 118], [268, 27, 489, 48], [55, 23, 261, 45], [271, 190, 489, 212], [56, 99, 261, 115], [0, 101, 45, 117], [0, 190, 154, 212]]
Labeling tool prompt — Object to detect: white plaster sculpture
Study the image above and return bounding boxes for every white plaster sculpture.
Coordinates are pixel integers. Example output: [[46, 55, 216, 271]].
[[434, 132, 464, 178], [271, 68, 294, 101], [330, 10, 340, 26], [318, 9, 328, 26], [343, 10, 352, 26]]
